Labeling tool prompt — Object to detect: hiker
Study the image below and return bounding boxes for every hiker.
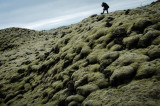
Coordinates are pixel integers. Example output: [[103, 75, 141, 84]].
[[101, 2, 109, 14]]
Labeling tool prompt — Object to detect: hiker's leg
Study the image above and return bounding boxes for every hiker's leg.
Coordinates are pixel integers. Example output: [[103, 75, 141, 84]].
[[102, 9, 105, 14]]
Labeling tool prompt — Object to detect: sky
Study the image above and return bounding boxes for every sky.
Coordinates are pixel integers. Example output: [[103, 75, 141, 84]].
[[0, 0, 157, 30]]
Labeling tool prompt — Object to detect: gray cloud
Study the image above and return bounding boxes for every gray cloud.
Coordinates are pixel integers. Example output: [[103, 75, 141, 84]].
[[0, 0, 157, 30]]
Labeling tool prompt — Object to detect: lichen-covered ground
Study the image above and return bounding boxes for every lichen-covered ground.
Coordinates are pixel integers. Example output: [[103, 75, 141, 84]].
[[0, 1, 160, 106]]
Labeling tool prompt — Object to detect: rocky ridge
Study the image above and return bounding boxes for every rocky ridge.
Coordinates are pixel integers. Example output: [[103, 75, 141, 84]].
[[0, 1, 160, 106]]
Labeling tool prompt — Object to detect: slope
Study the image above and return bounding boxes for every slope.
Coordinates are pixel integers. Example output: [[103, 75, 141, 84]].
[[0, 1, 160, 106]]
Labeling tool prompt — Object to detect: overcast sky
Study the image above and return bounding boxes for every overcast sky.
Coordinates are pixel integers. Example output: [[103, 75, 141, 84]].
[[0, 0, 157, 30]]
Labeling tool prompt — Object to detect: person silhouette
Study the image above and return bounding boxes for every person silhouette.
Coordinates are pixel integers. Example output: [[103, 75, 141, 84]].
[[101, 2, 109, 14]]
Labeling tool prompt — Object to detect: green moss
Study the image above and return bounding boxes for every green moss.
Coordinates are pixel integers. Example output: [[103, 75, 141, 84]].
[[110, 66, 135, 86], [52, 81, 63, 91], [106, 41, 115, 49], [112, 27, 127, 37], [94, 43, 106, 49], [148, 45, 160, 59], [110, 44, 122, 51], [88, 72, 108, 88], [16, 65, 29, 74], [135, 62, 157, 79], [92, 29, 107, 40], [72, 69, 88, 81], [1, 2, 160, 106], [64, 53, 76, 61], [130, 18, 152, 33], [86, 53, 98, 64], [113, 53, 149, 66], [76, 84, 99, 96], [30, 65, 41, 72], [68, 101, 80, 106], [97, 15, 105, 21], [99, 51, 119, 69], [83, 100, 102, 106], [51, 89, 69, 106], [96, 33, 112, 45], [24, 83, 32, 91], [73, 54, 81, 62], [138, 30, 160, 47], [66, 94, 84, 104], [123, 34, 140, 49], [152, 36, 160, 45], [87, 64, 100, 72], [80, 45, 91, 59]]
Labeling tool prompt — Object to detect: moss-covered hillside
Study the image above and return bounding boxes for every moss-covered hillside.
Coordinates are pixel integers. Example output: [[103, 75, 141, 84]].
[[0, 1, 160, 106]]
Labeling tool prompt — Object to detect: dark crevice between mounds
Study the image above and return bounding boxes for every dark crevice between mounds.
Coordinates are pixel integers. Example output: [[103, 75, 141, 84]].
[[75, 75, 88, 89], [41, 91, 54, 104], [51, 45, 60, 54], [10, 74, 25, 83], [86, 58, 98, 65], [0, 62, 3, 67], [76, 47, 82, 54], [88, 42, 95, 49], [135, 72, 156, 80], [125, 9, 130, 15], [138, 31, 160, 48], [119, 22, 123, 26], [112, 27, 127, 38], [4, 90, 26, 104], [66, 80, 76, 95], [63, 71, 74, 88], [21, 60, 31, 65], [25, 57, 60, 78], [105, 16, 114, 28], [0, 92, 6, 99], [106, 16, 114, 22], [63, 55, 75, 69], [124, 38, 139, 50], [111, 76, 135, 87], [79, 53, 88, 60], [60, 32, 66, 38], [64, 38, 70, 45], [131, 19, 152, 34], [37, 64, 49, 75], [62, 81, 78, 106], [72, 65, 79, 70], [4, 94, 16, 103], [103, 37, 113, 48], [148, 54, 160, 61], [111, 70, 137, 87], [100, 56, 119, 84], [105, 22, 112, 27], [101, 69, 113, 85], [1, 45, 16, 51], [42, 58, 60, 74], [135, 62, 158, 80], [114, 38, 124, 45], [62, 59, 73, 69], [79, 48, 91, 60], [58, 100, 66, 106], [111, 27, 127, 47], [44, 52, 50, 59], [97, 15, 105, 21]]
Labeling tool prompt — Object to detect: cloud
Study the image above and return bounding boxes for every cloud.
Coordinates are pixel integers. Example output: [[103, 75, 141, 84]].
[[0, 0, 99, 30], [0, 0, 157, 30], [24, 9, 97, 30]]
